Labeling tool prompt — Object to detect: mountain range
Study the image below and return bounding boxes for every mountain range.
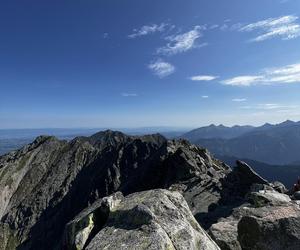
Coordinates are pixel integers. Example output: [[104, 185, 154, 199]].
[[181, 120, 300, 165], [219, 155, 300, 189]]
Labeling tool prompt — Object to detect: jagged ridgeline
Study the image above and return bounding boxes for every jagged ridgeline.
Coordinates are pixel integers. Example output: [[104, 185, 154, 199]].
[[0, 130, 299, 250]]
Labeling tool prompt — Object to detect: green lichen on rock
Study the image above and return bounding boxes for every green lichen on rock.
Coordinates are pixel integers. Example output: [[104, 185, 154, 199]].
[[85, 190, 220, 250], [0, 166, 9, 182], [5, 177, 14, 188], [16, 153, 31, 172]]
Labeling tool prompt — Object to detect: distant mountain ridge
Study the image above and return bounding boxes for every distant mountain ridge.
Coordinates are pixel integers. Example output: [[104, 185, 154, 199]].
[[182, 124, 254, 140], [219, 155, 300, 188], [181, 120, 300, 165]]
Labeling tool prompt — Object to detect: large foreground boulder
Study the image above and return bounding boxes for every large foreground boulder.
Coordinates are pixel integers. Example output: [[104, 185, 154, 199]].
[[238, 204, 300, 250], [63, 192, 124, 250], [84, 189, 220, 250], [208, 167, 292, 250]]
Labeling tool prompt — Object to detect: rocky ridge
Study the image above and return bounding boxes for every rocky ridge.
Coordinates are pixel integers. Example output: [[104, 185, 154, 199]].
[[0, 130, 299, 250]]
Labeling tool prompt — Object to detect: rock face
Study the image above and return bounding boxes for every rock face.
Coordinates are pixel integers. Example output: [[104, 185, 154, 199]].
[[209, 219, 241, 250], [238, 204, 300, 250], [248, 190, 291, 207], [1, 130, 300, 250], [0, 130, 228, 249], [63, 192, 124, 250], [85, 189, 220, 250], [208, 176, 300, 250]]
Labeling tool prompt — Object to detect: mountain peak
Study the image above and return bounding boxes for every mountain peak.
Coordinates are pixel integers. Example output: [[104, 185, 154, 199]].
[[280, 120, 295, 126]]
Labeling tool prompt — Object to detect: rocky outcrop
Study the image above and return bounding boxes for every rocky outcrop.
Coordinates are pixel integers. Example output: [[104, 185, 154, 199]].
[[248, 190, 291, 207], [0, 130, 228, 249], [209, 219, 241, 250], [238, 204, 300, 250], [1, 130, 299, 250], [84, 189, 220, 250], [63, 192, 124, 250], [271, 181, 288, 194], [208, 174, 299, 250]]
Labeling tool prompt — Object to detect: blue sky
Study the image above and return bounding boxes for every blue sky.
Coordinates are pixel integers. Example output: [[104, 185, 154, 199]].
[[1, 0, 300, 128]]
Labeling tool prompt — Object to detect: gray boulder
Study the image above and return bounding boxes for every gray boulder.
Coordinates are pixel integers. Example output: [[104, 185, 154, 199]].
[[85, 189, 220, 250], [63, 192, 124, 250], [238, 204, 300, 250], [248, 190, 291, 207], [209, 220, 241, 250], [271, 181, 288, 194], [209, 188, 293, 250], [293, 191, 300, 200], [235, 160, 269, 186]]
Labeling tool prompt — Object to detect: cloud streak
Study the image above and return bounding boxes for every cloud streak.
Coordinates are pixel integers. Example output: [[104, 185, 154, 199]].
[[222, 76, 263, 86], [241, 103, 298, 110], [239, 15, 300, 42], [189, 75, 218, 81], [128, 23, 169, 38], [157, 26, 206, 55], [221, 63, 300, 86], [148, 59, 175, 78], [121, 93, 138, 97], [232, 98, 247, 102]]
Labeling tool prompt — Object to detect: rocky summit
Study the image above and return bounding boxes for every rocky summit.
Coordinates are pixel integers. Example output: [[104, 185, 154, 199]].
[[0, 130, 300, 250]]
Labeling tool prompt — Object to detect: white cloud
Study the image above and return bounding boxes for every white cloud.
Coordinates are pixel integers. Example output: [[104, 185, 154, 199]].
[[148, 59, 175, 78], [241, 103, 298, 110], [189, 75, 218, 81], [220, 24, 229, 31], [201, 95, 209, 98], [210, 24, 219, 30], [222, 63, 300, 86], [239, 15, 300, 42], [128, 23, 168, 38], [257, 103, 282, 110], [121, 93, 138, 97], [266, 64, 300, 83], [222, 76, 263, 86], [232, 98, 247, 102], [157, 26, 205, 55]]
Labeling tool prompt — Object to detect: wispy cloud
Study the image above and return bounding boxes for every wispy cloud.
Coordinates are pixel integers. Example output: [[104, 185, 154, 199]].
[[221, 63, 300, 86], [266, 64, 300, 83], [103, 33, 109, 39], [201, 95, 209, 98], [232, 98, 247, 102], [239, 15, 300, 42], [128, 23, 169, 38], [121, 93, 138, 97], [222, 76, 263, 86], [189, 75, 218, 81], [240, 103, 298, 110], [148, 59, 175, 78], [157, 26, 206, 55]]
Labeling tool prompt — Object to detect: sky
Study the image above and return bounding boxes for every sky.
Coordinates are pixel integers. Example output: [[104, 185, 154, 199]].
[[1, 0, 300, 129]]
